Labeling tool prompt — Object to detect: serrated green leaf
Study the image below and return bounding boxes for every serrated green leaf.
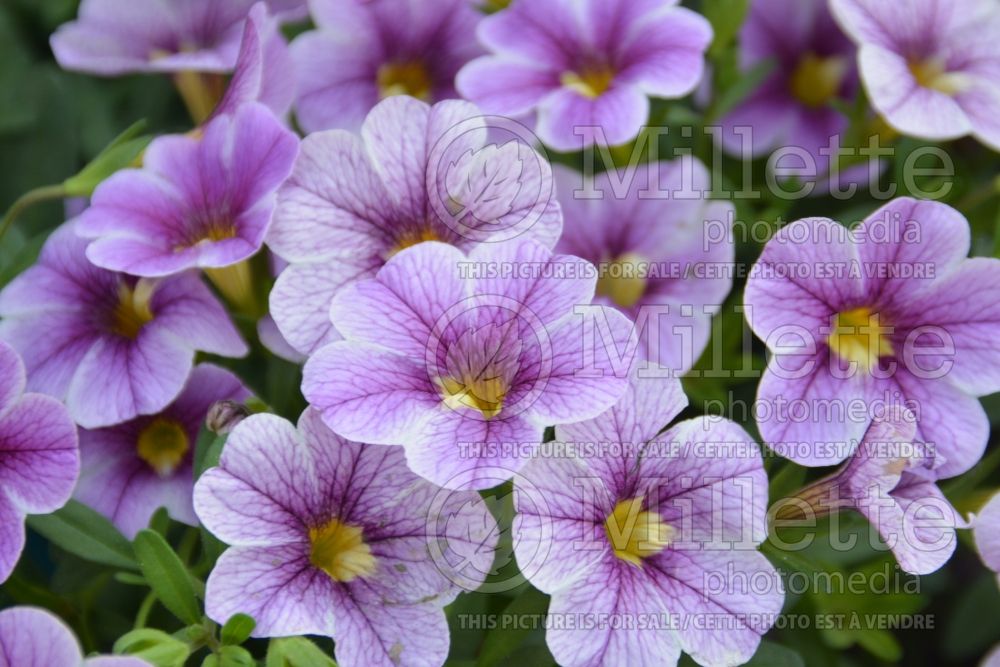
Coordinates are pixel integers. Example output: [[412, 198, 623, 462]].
[[266, 637, 337, 667], [133, 529, 203, 625], [220, 613, 256, 646], [27, 499, 138, 570]]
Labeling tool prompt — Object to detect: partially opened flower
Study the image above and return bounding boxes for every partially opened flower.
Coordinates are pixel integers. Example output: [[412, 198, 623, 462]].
[[720, 0, 857, 163], [0, 342, 79, 583], [0, 607, 151, 666], [267, 95, 562, 356], [775, 407, 961, 575], [76, 103, 298, 285], [75, 364, 249, 539], [457, 0, 712, 150], [973, 490, 1000, 583], [302, 240, 637, 490], [51, 0, 300, 76], [0, 223, 247, 429], [291, 0, 482, 132], [554, 158, 734, 373], [211, 2, 297, 120], [831, 0, 1000, 149], [194, 408, 497, 667], [514, 374, 781, 667], [745, 198, 1000, 475]]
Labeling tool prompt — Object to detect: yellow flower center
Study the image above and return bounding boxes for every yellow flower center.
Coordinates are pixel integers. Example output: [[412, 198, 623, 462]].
[[387, 227, 441, 258], [308, 519, 377, 582], [377, 61, 433, 100], [827, 306, 894, 372], [604, 497, 674, 567], [788, 53, 848, 108], [111, 279, 156, 339], [136, 418, 189, 477], [596, 253, 648, 309], [908, 57, 967, 95], [561, 64, 616, 99], [438, 374, 508, 420]]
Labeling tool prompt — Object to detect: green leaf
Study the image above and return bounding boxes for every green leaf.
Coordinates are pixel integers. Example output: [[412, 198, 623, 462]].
[[710, 57, 776, 121], [133, 529, 203, 625], [703, 0, 750, 58], [220, 613, 256, 646], [745, 640, 805, 667], [62, 119, 151, 197], [477, 586, 549, 667], [113, 628, 191, 667], [27, 499, 137, 570], [266, 637, 337, 667], [218, 646, 257, 667], [194, 426, 227, 479]]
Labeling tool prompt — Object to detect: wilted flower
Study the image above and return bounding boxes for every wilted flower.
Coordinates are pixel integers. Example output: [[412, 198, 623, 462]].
[[514, 374, 781, 667], [0, 342, 79, 583], [0, 223, 247, 428], [302, 239, 637, 490], [457, 0, 712, 150], [74, 364, 249, 538], [194, 408, 498, 667], [267, 95, 562, 356], [831, 0, 1000, 149], [774, 407, 961, 575], [553, 158, 734, 373], [745, 198, 1000, 475], [0, 606, 151, 666], [291, 0, 482, 132]]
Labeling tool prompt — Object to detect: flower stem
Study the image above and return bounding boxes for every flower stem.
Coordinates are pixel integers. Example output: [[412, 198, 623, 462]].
[[0, 184, 67, 243]]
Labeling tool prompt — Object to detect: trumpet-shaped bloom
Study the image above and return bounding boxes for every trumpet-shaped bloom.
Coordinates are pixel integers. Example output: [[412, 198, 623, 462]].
[[75, 364, 249, 539], [0, 342, 79, 583], [745, 198, 1000, 475], [211, 2, 296, 120], [720, 0, 857, 162], [457, 0, 712, 150], [831, 0, 1000, 149], [777, 407, 960, 575], [76, 103, 299, 276], [302, 240, 637, 490], [513, 374, 781, 667], [0, 607, 151, 667], [267, 95, 562, 356], [0, 223, 247, 429], [554, 158, 734, 373], [194, 408, 498, 667], [291, 0, 482, 132], [51, 0, 301, 75]]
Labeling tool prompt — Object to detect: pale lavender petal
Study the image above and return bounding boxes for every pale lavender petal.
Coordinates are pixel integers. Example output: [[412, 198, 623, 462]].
[[475, 0, 580, 67], [0, 493, 25, 584], [152, 273, 248, 358], [0, 341, 25, 418], [333, 592, 448, 667], [974, 491, 1000, 573], [0, 607, 82, 667], [302, 342, 439, 445], [205, 543, 337, 637], [616, 6, 712, 97], [536, 85, 650, 152], [456, 58, 559, 117]]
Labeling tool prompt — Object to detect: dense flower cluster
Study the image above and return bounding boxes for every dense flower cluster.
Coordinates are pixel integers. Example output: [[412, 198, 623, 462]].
[[1, 0, 999, 666]]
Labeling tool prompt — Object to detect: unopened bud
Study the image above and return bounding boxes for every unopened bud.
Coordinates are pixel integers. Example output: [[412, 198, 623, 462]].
[[207, 400, 250, 435]]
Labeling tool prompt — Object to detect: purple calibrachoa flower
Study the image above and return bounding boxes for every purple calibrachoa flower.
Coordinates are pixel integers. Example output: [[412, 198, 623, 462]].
[[74, 364, 249, 539], [831, 0, 1000, 149], [745, 198, 1000, 476], [51, 0, 300, 75], [973, 490, 1000, 583], [267, 95, 562, 357], [302, 239, 637, 490], [210, 2, 297, 120], [513, 374, 781, 667], [554, 158, 734, 373], [76, 102, 298, 278], [720, 0, 857, 162], [0, 223, 247, 429], [0, 607, 151, 667], [291, 0, 482, 132], [776, 407, 961, 575], [194, 408, 497, 667], [0, 342, 79, 584], [457, 0, 712, 151]]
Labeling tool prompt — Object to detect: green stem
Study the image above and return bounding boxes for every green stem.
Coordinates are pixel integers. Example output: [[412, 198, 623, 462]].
[[134, 590, 156, 629], [0, 184, 67, 243]]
